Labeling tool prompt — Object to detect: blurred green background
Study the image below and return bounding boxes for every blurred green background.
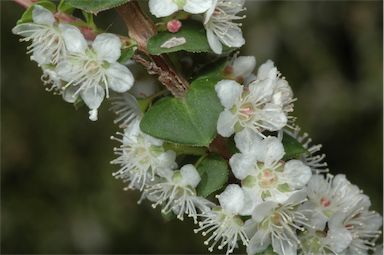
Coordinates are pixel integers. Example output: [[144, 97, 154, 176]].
[[1, 1, 382, 253]]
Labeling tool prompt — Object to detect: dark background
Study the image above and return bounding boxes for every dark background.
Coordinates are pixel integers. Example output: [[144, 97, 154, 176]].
[[1, 1, 383, 253]]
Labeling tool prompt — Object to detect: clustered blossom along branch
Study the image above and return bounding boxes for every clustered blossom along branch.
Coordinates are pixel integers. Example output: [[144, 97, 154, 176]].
[[12, 0, 382, 254]]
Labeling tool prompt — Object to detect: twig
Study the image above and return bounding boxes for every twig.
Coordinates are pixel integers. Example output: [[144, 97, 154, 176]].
[[116, 1, 189, 97]]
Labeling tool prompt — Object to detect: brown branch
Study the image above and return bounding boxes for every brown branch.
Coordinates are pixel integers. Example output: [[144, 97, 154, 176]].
[[116, 1, 189, 97]]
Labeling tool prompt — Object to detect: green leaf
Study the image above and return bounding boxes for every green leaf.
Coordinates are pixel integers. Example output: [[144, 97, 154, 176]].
[[196, 156, 229, 197], [148, 21, 211, 55], [64, 0, 129, 14], [163, 143, 207, 156], [140, 77, 223, 146], [17, 1, 56, 24], [118, 46, 137, 63], [282, 132, 308, 160], [58, 0, 74, 14]]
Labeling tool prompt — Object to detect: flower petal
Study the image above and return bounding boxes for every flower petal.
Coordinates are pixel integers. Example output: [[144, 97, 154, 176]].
[[106, 63, 135, 93], [252, 201, 277, 223], [234, 128, 263, 154], [148, 0, 179, 18], [229, 153, 256, 180], [206, 28, 222, 54], [247, 229, 271, 255], [272, 238, 297, 255], [260, 136, 285, 167], [232, 56, 256, 80], [59, 24, 87, 53], [257, 60, 277, 81], [215, 79, 243, 109], [62, 85, 79, 103], [284, 160, 312, 189], [183, 0, 213, 14], [92, 33, 121, 63], [80, 85, 105, 110], [12, 23, 40, 37], [217, 110, 237, 137], [32, 5, 55, 25], [259, 103, 287, 131], [180, 164, 201, 188], [220, 26, 245, 48], [218, 184, 244, 214]]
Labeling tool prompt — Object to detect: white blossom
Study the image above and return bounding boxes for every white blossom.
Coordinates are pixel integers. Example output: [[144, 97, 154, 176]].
[[328, 196, 382, 254], [229, 129, 311, 213], [111, 119, 177, 191], [298, 229, 339, 255], [204, 0, 245, 54], [144, 164, 212, 222], [149, 0, 213, 18], [245, 191, 309, 255], [215, 60, 294, 137], [12, 5, 69, 66], [195, 185, 249, 255], [300, 174, 366, 231], [56, 31, 134, 121]]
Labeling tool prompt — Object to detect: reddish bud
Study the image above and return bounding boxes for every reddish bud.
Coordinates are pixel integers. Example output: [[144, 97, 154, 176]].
[[167, 19, 182, 33]]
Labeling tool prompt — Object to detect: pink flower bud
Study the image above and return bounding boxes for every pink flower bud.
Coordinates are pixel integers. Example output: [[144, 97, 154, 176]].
[[167, 19, 182, 33]]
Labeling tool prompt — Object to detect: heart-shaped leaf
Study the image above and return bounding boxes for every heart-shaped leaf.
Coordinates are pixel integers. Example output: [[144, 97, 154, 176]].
[[147, 21, 211, 55], [196, 156, 229, 198], [64, 0, 129, 14], [140, 77, 223, 146]]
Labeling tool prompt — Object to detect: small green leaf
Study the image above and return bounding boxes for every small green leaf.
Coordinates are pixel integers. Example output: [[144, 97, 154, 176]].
[[64, 0, 129, 14], [140, 77, 223, 146], [118, 46, 137, 63], [148, 21, 211, 55], [17, 1, 56, 24], [282, 132, 308, 160], [58, 0, 74, 14], [196, 156, 229, 197]]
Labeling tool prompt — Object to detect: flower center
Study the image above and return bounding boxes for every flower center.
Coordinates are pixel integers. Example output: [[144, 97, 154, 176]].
[[239, 102, 254, 120], [258, 169, 278, 189], [320, 197, 331, 208]]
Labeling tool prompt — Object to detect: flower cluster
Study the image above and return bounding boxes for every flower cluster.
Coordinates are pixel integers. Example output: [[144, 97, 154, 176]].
[[149, 0, 246, 54], [13, 5, 135, 121], [13, 1, 382, 255]]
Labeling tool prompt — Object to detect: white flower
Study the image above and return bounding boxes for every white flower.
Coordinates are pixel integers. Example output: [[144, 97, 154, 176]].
[[144, 164, 213, 222], [56, 31, 134, 121], [110, 93, 142, 129], [149, 0, 213, 18], [298, 229, 339, 255], [300, 174, 366, 231], [245, 191, 309, 255], [111, 119, 177, 191], [204, 0, 245, 54], [229, 129, 311, 212], [12, 5, 68, 66], [284, 126, 328, 174], [194, 184, 249, 255], [215, 60, 294, 137], [224, 55, 257, 84], [327, 196, 382, 254]]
